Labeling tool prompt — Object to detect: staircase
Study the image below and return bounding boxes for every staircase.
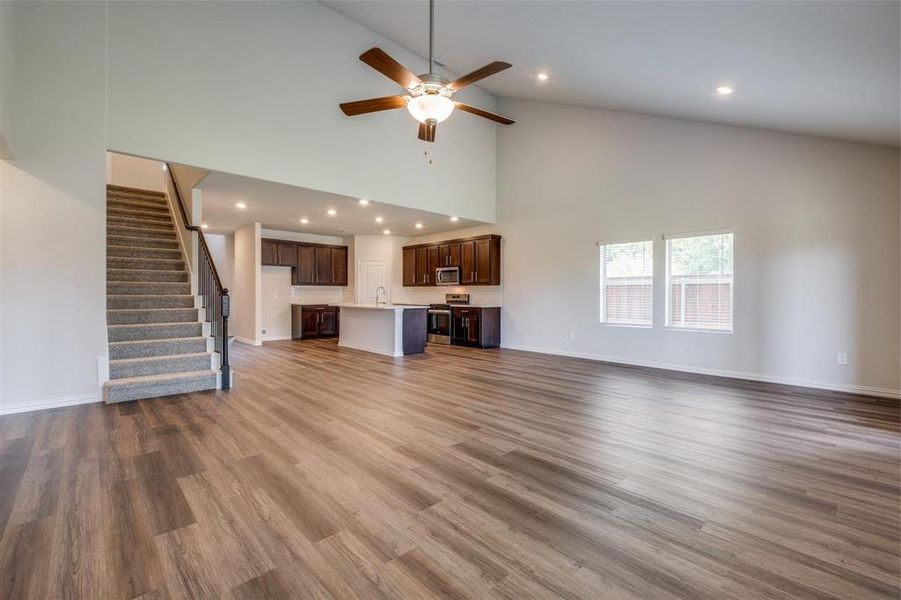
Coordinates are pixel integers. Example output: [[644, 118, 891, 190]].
[[104, 184, 219, 403]]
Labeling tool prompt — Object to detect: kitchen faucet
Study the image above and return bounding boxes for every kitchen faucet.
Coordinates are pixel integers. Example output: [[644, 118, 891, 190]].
[[375, 286, 387, 306]]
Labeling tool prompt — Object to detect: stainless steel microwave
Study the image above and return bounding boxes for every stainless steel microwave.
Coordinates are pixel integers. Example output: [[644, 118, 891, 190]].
[[435, 266, 461, 286]]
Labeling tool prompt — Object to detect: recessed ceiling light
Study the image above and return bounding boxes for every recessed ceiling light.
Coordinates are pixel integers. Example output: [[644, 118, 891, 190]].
[[201, 223, 208, 229], [300, 217, 309, 224], [450, 216, 459, 222], [327, 208, 337, 216], [536, 72, 549, 81], [716, 85, 734, 96], [235, 202, 246, 209], [375, 216, 384, 223], [358, 199, 369, 206], [415, 223, 423, 229], [383, 229, 391, 235]]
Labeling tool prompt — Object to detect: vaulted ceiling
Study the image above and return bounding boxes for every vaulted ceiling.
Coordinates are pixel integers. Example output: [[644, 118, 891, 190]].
[[325, 1, 900, 146]]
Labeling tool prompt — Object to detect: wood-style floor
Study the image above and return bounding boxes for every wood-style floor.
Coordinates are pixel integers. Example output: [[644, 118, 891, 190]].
[[1, 339, 898, 599]]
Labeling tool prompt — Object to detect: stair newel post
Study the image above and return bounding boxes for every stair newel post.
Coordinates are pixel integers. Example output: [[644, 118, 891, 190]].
[[221, 290, 230, 390]]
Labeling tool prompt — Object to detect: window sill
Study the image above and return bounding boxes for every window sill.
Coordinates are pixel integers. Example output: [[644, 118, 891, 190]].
[[665, 326, 733, 334], [599, 322, 653, 329]]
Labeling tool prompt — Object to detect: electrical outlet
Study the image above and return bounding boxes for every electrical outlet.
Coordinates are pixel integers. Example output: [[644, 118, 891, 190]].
[[837, 352, 848, 365], [568, 329, 575, 340], [262, 329, 267, 336]]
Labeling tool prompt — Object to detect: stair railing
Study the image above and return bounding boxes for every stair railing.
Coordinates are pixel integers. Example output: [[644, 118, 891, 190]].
[[165, 163, 231, 390]]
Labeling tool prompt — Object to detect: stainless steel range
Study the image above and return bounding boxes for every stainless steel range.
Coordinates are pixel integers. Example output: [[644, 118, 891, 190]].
[[427, 293, 469, 344]]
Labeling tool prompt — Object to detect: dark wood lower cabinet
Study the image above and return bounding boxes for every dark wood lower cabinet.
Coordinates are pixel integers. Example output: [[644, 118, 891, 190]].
[[451, 307, 500, 348], [292, 305, 340, 339]]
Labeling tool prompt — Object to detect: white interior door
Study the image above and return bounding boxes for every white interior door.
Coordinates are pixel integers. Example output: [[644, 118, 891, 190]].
[[357, 260, 388, 304]]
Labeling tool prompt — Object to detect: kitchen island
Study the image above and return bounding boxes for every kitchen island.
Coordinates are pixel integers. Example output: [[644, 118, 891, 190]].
[[334, 304, 429, 357]]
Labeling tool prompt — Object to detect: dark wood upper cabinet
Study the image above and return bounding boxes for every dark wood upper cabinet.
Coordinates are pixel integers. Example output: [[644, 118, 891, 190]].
[[474, 237, 492, 285], [295, 245, 316, 285], [426, 246, 440, 284], [331, 247, 347, 286], [262, 238, 348, 286], [415, 247, 429, 286], [460, 240, 476, 285], [403, 235, 500, 287], [261, 240, 278, 266], [276, 242, 296, 267], [315, 246, 332, 284], [402, 247, 416, 287]]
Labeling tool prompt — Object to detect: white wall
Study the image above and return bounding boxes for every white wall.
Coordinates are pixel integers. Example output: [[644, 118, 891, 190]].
[[492, 98, 900, 396], [261, 266, 293, 341], [107, 1, 497, 222], [233, 222, 261, 345], [106, 152, 165, 192], [205, 233, 234, 292], [0, 1, 108, 414]]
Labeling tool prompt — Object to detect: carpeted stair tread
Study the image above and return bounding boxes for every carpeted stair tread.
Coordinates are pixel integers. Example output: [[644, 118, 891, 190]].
[[107, 307, 199, 325], [103, 369, 217, 403], [106, 269, 189, 283], [107, 184, 167, 198], [107, 256, 185, 271], [107, 235, 180, 249], [108, 281, 192, 295], [108, 321, 203, 342], [108, 199, 172, 213], [107, 206, 173, 220], [108, 225, 177, 240], [107, 294, 195, 309], [107, 215, 174, 229], [108, 245, 183, 259], [109, 352, 213, 379], [109, 336, 210, 359]]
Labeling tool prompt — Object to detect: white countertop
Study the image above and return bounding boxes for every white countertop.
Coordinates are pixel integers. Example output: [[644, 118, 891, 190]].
[[335, 303, 429, 311]]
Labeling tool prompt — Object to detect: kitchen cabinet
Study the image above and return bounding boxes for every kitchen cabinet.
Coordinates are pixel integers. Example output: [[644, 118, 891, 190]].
[[295, 245, 316, 285], [276, 243, 296, 267], [438, 242, 461, 268], [331, 247, 348, 286], [402, 248, 416, 286], [262, 238, 348, 286], [451, 306, 500, 348], [261, 240, 278, 266], [402, 235, 500, 287], [292, 305, 340, 339], [315, 246, 332, 284], [415, 247, 429, 286]]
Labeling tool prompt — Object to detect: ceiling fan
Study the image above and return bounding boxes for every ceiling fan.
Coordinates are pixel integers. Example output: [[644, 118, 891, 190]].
[[339, 0, 515, 143]]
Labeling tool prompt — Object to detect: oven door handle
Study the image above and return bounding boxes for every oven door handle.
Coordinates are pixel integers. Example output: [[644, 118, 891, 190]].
[[428, 309, 451, 314]]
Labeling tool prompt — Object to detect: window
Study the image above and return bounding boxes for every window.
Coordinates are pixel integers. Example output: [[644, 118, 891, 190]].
[[599, 240, 653, 326], [666, 232, 733, 331]]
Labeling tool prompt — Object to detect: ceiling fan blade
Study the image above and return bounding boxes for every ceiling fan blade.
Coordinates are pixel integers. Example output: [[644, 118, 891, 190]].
[[454, 103, 515, 125], [339, 95, 408, 116], [447, 61, 512, 91], [418, 120, 437, 142], [359, 47, 423, 90]]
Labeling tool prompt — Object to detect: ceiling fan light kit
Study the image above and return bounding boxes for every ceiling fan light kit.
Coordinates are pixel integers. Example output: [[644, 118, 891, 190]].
[[339, 0, 514, 143]]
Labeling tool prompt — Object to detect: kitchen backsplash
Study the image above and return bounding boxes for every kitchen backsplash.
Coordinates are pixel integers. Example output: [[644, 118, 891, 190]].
[[396, 286, 504, 307]]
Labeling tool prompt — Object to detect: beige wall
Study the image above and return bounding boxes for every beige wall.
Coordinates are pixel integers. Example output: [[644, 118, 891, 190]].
[[489, 98, 900, 396], [233, 222, 261, 345], [0, 1, 108, 414], [106, 152, 165, 192], [107, 1, 497, 223]]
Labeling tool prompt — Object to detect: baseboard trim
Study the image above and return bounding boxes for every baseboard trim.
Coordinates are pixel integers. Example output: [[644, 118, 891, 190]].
[[501, 343, 901, 400], [0, 393, 102, 416], [235, 336, 262, 346], [262, 336, 292, 342]]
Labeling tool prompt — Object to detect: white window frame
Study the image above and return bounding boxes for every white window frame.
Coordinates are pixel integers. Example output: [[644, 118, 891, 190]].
[[664, 230, 734, 334], [598, 238, 654, 328]]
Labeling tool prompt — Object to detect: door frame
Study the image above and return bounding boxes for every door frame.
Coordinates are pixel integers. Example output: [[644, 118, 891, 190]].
[[356, 260, 390, 304]]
